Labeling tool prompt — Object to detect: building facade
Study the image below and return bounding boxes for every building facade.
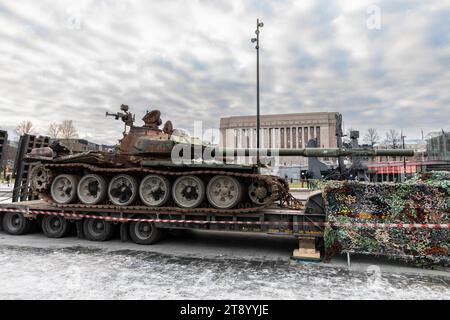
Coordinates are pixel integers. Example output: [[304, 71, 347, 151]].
[[365, 135, 450, 182], [54, 138, 102, 152], [220, 112, 339, 149], [219, 112, 339, 165], [427, 131, 450, 160], [0, 130, 7, 173]]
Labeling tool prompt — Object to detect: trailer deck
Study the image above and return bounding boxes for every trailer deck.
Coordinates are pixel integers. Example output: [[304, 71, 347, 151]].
[[0, 198, 325, 234], [0, 190, 326, 259]]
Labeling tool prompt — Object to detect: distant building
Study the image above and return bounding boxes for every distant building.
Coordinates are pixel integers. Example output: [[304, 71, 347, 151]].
[[100, 144, 119, 152], [2, 144, 18, 169], [0, 131, 19, 175], [0, 130, 8, 173], [219, 112, 340, 166], [51, 138, 119, 153], [54, 138, 102, 152], [369, 139, 427, 163], [366, 134, 450, 182], [427, 131, 450, 161]]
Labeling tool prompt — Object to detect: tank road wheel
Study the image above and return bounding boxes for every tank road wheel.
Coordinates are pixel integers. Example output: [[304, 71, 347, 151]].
[[77, 174, 107, 205], [139, 175, 171, 207], [172, 176, 205, 208], [41, 215, 70, 238], [2, 213, 33, 235], [248, 180, 273, 205], [129, 218, 163, 245], [108, 174, 138, 206], [83, 218, 114, 241], [206, 175, 242, 209], [50, 174, 79, 204]]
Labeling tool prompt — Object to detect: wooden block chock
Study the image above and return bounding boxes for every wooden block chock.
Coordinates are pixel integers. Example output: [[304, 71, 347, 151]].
[[292, 237, 321, 260]]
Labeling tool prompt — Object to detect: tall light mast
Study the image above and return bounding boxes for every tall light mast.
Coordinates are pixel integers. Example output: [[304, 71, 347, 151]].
[[251, 19, 264, 165]]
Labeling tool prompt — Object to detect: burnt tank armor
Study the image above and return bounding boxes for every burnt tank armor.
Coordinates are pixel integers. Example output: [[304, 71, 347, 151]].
[[26, 105, 292, 213]]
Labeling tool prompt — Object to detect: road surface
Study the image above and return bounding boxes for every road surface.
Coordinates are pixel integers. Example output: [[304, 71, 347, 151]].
[[0, 230, 448, 300], [0, 187, 448, 299]]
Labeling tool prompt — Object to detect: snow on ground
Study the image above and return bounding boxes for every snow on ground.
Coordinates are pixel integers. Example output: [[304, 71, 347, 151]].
[[0, 182, 12, 191], [0, 197, 11, 204], [0, 183, 12, 204], [0, 234, 448, 300], [0, 185, 448, 300]]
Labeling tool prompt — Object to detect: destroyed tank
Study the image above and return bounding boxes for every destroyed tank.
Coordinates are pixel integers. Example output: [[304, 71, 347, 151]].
[[26, 105, 415, 214], [26, 105, 293, 213]]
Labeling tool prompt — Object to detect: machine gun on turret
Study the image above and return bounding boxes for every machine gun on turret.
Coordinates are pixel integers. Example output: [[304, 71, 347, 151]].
[[106, 104, 135, 137]]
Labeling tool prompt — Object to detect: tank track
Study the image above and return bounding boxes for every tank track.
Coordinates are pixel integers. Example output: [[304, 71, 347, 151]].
[[33, 163, 300, 214]]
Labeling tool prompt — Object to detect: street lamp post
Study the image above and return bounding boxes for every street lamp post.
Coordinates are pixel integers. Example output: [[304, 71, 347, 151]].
[[251, 19, 264, 165], [401, 130, 406, 181]]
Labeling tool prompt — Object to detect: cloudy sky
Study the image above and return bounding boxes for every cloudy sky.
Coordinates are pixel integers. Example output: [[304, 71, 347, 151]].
[[0, 0, 449, 145]]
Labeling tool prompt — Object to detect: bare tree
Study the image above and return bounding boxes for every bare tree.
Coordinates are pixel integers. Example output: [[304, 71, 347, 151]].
[[364, 128, 379, 147], [385, 129, 401, 149], [59, 120, 78, 139], [47, 123, 61, 139], [15, 120, 37, 136]]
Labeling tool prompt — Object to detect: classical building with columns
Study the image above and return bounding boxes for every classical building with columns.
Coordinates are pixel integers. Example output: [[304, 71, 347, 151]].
[[219, 112, 339, 166]]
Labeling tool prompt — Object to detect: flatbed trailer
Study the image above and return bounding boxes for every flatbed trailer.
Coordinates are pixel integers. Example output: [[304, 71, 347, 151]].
[[0, 190, 326, 259]]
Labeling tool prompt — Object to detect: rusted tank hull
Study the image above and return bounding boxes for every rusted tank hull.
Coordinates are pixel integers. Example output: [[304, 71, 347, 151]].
[[28, 161, 300, 214]]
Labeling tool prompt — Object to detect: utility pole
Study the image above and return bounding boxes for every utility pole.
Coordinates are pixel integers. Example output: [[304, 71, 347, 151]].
[[401, 129, 406, 181], [442, 129, 448, 160], [251, 19, 264, 165]]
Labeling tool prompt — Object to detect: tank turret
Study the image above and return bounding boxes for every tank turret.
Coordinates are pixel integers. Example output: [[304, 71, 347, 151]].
[[106, 105, 176, 156]]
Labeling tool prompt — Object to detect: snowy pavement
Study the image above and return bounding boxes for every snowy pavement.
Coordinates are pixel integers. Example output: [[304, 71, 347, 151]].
[[0, 183, 12, 204], [0, 231, 448, 300], [0, 194, 12, 204], [0, 182, 12, 190]]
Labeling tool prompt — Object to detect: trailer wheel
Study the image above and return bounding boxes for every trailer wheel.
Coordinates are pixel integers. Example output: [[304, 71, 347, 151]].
[[129, 220, 163, 245], [83, 218, 114, 241], [2, 213, 33, 235], [41, 215, 70, 238]]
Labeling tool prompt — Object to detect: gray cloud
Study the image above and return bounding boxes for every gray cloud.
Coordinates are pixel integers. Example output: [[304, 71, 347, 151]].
[[0, 0, 449, 145]]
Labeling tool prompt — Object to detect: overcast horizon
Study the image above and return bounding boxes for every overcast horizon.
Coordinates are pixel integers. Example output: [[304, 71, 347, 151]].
[[0, 0, 449, 145]]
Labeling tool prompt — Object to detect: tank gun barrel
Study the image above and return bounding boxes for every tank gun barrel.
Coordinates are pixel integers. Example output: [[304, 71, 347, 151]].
[[209, 147, 415, 157]]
